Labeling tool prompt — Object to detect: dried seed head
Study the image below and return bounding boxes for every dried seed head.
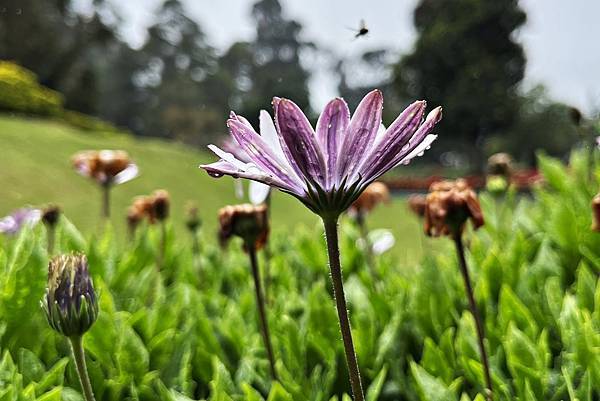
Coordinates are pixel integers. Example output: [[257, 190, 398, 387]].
[[126, 204, 144, 232], [72, 150, 137, 186], [151, 190, 170, 221], [424, 179, 484, 237], [42, 205, 61, 228], [592, 194, 600, 232], [407, 194, 427, 217], [42, 254, 98, 337], [349, 182, 390, 216], [218, 204, 269, 250]]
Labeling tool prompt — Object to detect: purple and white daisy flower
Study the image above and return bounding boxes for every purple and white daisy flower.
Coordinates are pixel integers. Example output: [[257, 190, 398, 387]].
[[0, 207, 42, 235], [201, 90, 441, 217]]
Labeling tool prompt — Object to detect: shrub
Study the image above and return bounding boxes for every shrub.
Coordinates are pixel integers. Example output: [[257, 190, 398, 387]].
[[0, 61, 63, 116]]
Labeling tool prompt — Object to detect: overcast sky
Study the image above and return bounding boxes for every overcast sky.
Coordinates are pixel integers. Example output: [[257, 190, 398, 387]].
[[108, 0, 600, 115]]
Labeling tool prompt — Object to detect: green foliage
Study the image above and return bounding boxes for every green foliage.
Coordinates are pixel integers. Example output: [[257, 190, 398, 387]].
[[1, 149, 600, 400], [0, 61, 63, 117]]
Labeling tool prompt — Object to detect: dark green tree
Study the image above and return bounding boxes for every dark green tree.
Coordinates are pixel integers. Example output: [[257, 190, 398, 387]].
[[135, 0, 223, 144], [394, 0, 527, 169], [221, 0, 313, 124], [0, 0, 116, 114]]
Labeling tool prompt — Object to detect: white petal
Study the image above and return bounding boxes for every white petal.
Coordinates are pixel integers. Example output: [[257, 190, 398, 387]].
[[249, 181, 271, 205], [259, 110, 286, 161], [369, 229, 395, 255], [0, 216, 16, 233], [114, 163, 139, 184], [398, 134, 437, 166], [234, 179, 244, 199]]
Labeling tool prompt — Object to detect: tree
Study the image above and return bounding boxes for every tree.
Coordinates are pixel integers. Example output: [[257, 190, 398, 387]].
[[394, 0, 527, 169], [0, 0, 116, 114], [222, 0, 313, 125], [135, 0, 223, 144]]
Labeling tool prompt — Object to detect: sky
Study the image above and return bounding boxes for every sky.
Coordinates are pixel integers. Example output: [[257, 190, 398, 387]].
[[107, 0, 600, 115]]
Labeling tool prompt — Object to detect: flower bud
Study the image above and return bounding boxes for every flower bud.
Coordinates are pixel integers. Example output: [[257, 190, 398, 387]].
[[218, 204, 269, 250], [185, 203, 201, 232], [349, 182, 390, 216], [42, 205, 61, 228], [424, 179, 484, 237], [487, 152, 513, 179], [42, 254, 98, 337], [592, 193, 600, 232]]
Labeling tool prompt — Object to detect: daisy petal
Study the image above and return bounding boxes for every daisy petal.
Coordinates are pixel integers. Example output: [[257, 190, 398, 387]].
[[360, 100, 427, 180], [114, 163, 139, 184], [249, 181, 271, 205], [228, 119, 305, 193], [276, 98, 327, 187], [336, 89, 383, 185], [367, 106, 442, 182], [316, 98, 350, 189], [259, 110, 286, 160]]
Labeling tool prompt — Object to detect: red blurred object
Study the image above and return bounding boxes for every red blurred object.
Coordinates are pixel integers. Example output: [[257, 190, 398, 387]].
[[382, 169, 543, 192]]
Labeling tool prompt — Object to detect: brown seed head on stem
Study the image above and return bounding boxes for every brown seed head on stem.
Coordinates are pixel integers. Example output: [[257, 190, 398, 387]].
[[218, 204, 269, 251], [424, 179, 484, 237]]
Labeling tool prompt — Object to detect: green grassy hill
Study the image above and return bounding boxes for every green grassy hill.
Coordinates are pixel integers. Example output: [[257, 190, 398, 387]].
[[0, 115, 430, 262]]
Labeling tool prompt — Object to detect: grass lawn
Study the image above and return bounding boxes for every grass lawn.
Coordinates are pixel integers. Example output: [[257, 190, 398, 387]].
[[0, 114, 436, 263]]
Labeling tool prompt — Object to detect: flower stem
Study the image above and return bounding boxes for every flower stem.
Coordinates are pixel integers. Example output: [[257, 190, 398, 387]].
[[247, 244, 278, 380], [69, 336, 96, 401], [323, 217, 365, 401], [453, 234, 493, 400], [46, 225, 56, 255], [101, 184, 110, 219]]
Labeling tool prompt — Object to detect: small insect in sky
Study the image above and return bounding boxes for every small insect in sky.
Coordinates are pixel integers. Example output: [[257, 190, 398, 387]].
[[354, 19, 369, 39]]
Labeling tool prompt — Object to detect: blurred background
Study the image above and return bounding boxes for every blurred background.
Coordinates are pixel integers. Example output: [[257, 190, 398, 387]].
[[1, 0, 599, 258]]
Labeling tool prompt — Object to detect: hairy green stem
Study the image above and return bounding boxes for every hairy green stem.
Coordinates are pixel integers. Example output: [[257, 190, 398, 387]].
[[69, 336, 96, 401], [323, 217, 365, 401], [101, 184, 110, 219], [453, 234, 493, 400], [247, 244, 278, 380]]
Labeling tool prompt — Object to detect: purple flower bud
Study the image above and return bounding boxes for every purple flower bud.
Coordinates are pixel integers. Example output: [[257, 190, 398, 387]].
[[42, 254, 98, 337]]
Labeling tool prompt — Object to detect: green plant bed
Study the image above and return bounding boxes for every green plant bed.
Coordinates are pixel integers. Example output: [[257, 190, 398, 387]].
[[0, 149, 599, 400]]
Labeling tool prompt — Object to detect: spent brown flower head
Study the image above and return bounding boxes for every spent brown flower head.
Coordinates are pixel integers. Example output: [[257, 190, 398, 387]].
[[42, 205, 61, 228], [424, 179, 484, 237], [487, 152, 513, 178], [151, 190, 170, 221], [592, 193, 600, 232], [348, 182, 390, 216], [218, 204, 269, 250], [407, 194, 427, 217], [72, 150, 138, 186]]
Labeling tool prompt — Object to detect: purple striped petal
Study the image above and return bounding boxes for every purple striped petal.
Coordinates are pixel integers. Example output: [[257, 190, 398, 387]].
[[365, 106, 442, 182], [275, 99, 327, 187], [336, 89, 383, 185], [316, 98, 350, 189], [227, 119, 305, 193], [359, 100, 427, 180], [200, 146, 304, 195]]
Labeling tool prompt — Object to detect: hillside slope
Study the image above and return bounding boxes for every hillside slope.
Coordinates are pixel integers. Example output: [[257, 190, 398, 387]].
[[0, 115, 428, 262]]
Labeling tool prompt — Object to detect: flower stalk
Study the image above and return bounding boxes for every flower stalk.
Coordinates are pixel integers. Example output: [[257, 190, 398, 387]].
[[323, 217, 364, 401], [424, 179, 492, 399], [69, 335, 96, 401], [247, 242, 278, 380], [453, 233, 493, 400]]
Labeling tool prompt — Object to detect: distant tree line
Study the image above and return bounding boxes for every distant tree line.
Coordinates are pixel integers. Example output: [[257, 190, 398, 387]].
[[0, 0, 587, 169]]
